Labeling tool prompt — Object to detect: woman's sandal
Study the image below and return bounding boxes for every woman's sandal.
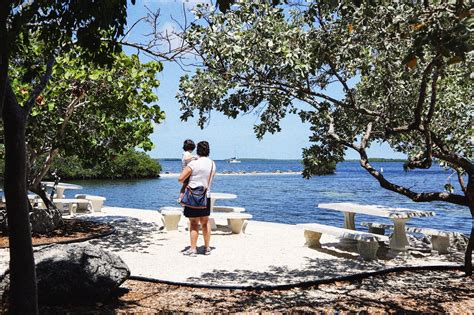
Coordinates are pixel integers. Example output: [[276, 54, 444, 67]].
[[183, 248, 197, 257]]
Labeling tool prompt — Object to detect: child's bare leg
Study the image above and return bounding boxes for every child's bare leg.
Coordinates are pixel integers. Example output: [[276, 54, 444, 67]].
[[178, 178, 190, 202]]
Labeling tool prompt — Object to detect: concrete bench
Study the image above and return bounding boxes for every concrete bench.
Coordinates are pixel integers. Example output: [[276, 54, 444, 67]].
[[361, 222, 394, 235], [212, 206, 245, 213], [361, 221, 459, 254], [75, 194, 106, 212], [405, 227, 460, 254], [210, 212, 252, 234], [160, 207, 183, 231], [53, 198, 92, 216], [297, 223, 389, 260]]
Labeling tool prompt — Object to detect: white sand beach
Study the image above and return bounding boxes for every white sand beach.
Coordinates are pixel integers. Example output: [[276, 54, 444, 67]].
[[0, 206, 464, 288], [32, 206, 464, 288]]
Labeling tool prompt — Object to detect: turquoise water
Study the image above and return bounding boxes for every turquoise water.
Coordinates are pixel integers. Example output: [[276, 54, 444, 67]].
[[69, 160, 470, 234]]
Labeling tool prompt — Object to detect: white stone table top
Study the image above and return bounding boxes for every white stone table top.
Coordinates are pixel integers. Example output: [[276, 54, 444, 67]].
[[318, 202, 435, 219], [210, 192, 237, 200], [52, 198, 91, 204], [42, 182, 83, 190]]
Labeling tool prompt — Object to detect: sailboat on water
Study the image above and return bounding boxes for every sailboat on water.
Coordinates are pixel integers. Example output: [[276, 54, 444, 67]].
[[228, 157, 241, 163], [228, 149, 241, 163]]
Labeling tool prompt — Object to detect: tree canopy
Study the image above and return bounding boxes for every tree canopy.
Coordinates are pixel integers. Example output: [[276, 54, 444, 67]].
[[0, 1, 132, 312], [178, 1, 473, 272], [9, 38, 164, 189], [179, 1, 471, 204]]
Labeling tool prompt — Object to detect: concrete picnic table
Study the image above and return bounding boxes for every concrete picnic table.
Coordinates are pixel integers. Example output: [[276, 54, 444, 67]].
[[318, 202, 435, 251], [42, 182, 83, 199], [209, 192, 237, 211], [209, 192, 238, 230]]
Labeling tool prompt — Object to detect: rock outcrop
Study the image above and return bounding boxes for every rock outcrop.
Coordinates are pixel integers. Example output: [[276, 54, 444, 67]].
[[1, 243, 130, 304], [29, 207, 63, 234]]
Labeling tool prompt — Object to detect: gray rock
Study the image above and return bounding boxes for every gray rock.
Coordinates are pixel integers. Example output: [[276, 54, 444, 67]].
[[0, 210, 7, 233], [450, 233, 469, 251], [29, 207, 62, 234], [1, 243, 130, 304]]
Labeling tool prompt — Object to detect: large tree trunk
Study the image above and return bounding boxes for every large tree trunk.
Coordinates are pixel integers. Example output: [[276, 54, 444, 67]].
[[466, 223, 473, 276], [465, 174, 474, 276], [3, 82, 38, 314]]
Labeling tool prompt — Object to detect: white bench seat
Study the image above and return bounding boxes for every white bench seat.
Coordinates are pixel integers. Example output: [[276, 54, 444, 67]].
[[75, 194, 106, 212], [53, 198, 92, 216], [361, 221, 459, 254], [210, 212, 252, 234], [212, 206, 245, 213], [297, 223, 389, 260], [405, 227, 460, 254], [160, 207, 183, 231]]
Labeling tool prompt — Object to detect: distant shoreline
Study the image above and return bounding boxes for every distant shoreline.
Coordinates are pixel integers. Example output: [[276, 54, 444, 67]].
[[159, 171, 301, 177]]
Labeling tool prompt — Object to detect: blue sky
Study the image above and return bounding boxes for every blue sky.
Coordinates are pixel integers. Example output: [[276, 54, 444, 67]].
[[125, 0, 406, 160]]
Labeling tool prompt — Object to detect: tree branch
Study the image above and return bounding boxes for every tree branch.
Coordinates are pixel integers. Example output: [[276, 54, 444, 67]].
[[389, 59, 440, 134], [31, 148, 59, 188], [358, 148, 468, 206], [327, 114, 360, 151], [118, 41, 190, 63], [412, 58, 438, 128], [425, 64, 440, 125], [25, 55, 55, 112], [360, 121, 373, 149], [432, 148, 474, 174], [457, 169, 467, 194], [57, 94, 85, 139]]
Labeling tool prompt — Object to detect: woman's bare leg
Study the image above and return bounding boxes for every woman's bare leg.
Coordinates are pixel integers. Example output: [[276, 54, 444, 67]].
[[189, 218, 200, 250], [199, 216, 211, 248]]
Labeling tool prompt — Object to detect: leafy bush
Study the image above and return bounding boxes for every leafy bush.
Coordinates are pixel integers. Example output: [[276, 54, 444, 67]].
[[45, 150, 160, 180]]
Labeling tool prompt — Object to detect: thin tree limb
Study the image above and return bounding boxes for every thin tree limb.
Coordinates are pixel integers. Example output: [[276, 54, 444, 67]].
[[358, 148, 468, 206], [25, 55, 55, 112], [457, 169, 467, 194]]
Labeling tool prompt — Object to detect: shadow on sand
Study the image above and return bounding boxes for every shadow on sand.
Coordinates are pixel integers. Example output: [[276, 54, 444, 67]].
[[87, 216, 167, 253]]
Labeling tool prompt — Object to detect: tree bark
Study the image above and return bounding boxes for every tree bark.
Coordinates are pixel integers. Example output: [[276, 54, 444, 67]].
[[466, 223, 473, 276], [464, 174, 474, 276], [3, 81, 38, 314]]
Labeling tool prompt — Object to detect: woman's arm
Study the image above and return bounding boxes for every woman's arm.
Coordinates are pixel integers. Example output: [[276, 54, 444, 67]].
[[208, 161, 216, 189], [178, 166, 192, 183]]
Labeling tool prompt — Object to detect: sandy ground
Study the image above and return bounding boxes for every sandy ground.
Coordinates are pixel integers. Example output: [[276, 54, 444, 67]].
[[0, 206, 472, 313], [71, 206, 465, 288]]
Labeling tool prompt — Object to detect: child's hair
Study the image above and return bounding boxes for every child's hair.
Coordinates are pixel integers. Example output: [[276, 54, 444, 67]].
[[183, 139, 196, 151]]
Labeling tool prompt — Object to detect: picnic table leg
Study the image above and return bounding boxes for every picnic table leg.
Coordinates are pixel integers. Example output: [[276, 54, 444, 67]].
[[70, 203, 77, 216], [341, 212, 357, 246], [55, 187, 65, 199], [390, 218, 410, 251], [343, 212, 356, 230], [209, 198, 217, 230]]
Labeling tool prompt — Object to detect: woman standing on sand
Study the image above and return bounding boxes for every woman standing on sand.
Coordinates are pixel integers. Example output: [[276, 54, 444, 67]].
[[178, 141, 216, 256]]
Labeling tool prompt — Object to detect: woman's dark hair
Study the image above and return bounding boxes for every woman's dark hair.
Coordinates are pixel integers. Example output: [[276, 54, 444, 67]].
[[182, 139, 195, 151], [196, 141, 210, 157]]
